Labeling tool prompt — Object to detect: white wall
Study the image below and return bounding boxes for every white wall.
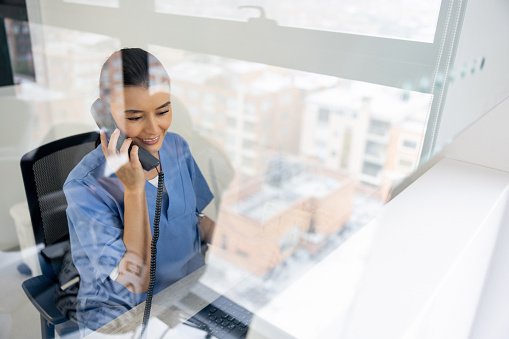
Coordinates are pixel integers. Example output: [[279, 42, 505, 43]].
[[434, 0, 509, 152]]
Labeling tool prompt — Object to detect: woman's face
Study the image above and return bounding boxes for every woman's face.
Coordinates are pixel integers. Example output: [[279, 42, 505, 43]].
[[110, 84, 172, 158]]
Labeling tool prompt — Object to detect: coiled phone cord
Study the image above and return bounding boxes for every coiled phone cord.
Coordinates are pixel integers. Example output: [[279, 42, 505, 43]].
[[140, 169, 164, 338]]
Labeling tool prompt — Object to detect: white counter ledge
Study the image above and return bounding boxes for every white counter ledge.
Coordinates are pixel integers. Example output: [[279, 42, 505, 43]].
[[250, 158, 509, 339]]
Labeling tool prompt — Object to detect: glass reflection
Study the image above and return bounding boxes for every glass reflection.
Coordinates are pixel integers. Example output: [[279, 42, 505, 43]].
[[0, 4, 441, 338], [62, 48, 216, 335]]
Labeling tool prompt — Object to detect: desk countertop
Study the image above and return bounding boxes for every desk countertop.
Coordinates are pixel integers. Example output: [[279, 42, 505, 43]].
[[87, 159, 509, 339], [86, 265, 220, 337]]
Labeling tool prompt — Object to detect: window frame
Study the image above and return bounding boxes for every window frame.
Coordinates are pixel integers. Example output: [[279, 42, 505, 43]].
[[27, 0, 467, 165]]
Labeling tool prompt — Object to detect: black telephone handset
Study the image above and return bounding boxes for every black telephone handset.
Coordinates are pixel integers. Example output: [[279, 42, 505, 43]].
[[91, 99, 160, 171]]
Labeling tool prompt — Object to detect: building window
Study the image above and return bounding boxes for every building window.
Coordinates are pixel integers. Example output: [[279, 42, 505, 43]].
[[280, 93, 293, 105], [362, 161, 383, 177], [341, 129, 352, 169], [227, 98, 237, 110], [261, 98, 274, 112], [243, 139, 255, 149], [403, 139, 418, 150], [222, 235, 227, 250], [365, 141, 385, 157], [369, 119, 391, 136], [227, 117, 236, 128], [398, 135, 421, 152], [236, 249, 249, 258], [242, 156, 254, 167], [279, 226, 300, 252], [399, 158, 414, 168], [318, 108, 330, 124], [204, 92, 215, 104], [245, 101, 256, 114], [244, 121, 256, 132]]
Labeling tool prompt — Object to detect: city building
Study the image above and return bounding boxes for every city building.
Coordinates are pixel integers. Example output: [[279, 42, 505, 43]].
[[300, 82, 430, 192], [211, 156, 355, 275]]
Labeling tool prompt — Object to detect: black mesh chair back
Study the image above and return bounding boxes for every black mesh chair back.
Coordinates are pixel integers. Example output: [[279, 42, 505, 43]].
[[20, 131, 98, 339], [20, 131, 98, 273]]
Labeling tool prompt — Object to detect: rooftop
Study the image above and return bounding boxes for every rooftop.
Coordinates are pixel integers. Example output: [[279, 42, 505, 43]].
[[245, 72, 293, 96], [307, 82, 431, 122], [233, 170, 341, 222]]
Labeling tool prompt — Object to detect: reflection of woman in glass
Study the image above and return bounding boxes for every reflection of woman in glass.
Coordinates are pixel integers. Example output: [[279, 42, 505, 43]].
[[63, 48, 214, 334]]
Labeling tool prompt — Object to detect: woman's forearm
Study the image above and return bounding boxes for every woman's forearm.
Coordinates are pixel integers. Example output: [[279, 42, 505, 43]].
[[199, 216, 216, 244], [116, 188, 151, 293]]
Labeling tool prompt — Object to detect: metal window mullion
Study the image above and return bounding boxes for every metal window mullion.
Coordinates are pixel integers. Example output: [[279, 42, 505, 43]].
[[34, 0, 439, 91]]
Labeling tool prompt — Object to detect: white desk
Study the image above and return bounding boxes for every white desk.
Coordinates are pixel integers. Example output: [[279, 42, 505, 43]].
[[87, 158, 509, 339]]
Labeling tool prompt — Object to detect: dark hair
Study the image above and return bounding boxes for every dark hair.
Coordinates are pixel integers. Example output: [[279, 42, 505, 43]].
[[98, 48, 170, 99]]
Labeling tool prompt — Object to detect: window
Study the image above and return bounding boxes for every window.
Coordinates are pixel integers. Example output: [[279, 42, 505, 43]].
[[244, 121, 256, 133], [362, 162, 383, 177], [262, 98, 275, 112], [227, 117, 237, 128], [398, 157, 415, 169], [341, 129, 352, 169], [279, 226, 300, 252], [203, 110, 214, 122], [403, 140, 417, 149], [236, 249, 249, 258], [245, 101, 256, 114], [280, 93, 293, 105], [369, 119, 391, 136], [365, 141, 385, 157], [222, 235, 228, 250], [204, 92, 215, 104], [280, 111, 290, 121], [227, 98, 237, 110], [216, 94, 226, 105], [242, 156, 254, 167], [398, 135, 421, 152], [243, 139, 255, 149], [318, 108, 330, 124]]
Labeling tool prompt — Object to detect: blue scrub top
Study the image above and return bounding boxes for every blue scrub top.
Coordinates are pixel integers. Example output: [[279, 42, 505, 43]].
[[63, 132, 213, 333]]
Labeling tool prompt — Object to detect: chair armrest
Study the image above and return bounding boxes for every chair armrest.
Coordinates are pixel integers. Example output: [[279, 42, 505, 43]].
[[22, 275, 68, 324]]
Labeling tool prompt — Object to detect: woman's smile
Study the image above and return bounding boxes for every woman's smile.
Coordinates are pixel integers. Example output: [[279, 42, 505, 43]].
[[139, 135, 160, 145]]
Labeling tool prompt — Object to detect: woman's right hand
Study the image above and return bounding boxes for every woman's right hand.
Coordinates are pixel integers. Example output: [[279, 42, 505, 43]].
[[100, 129, 146, 192]]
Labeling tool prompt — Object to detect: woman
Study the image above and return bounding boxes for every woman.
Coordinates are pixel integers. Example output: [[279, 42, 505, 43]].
[[63, 48, 214, 334]]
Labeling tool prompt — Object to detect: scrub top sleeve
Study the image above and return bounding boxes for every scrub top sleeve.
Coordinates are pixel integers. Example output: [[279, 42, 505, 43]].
[[178, 136, 214, 213], [193, 159, 214, 213], [64, 180, 126, 283]]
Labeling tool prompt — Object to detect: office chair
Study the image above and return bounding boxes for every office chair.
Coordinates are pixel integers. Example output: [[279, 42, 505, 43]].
[[20, 131, 98, 339]]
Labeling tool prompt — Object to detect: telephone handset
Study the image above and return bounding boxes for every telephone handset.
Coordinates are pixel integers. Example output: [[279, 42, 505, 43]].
[[91, 98, 160, 171]]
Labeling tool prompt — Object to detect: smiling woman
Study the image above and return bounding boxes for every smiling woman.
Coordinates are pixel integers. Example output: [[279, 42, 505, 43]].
[[62, 48, 215, 335]]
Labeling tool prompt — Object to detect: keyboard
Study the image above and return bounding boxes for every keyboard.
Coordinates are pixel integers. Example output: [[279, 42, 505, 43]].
[[188, 295, 253, 338]]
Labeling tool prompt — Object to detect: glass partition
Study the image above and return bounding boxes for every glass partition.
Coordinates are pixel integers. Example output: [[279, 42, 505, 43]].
[[1, 0, 508, 337]]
